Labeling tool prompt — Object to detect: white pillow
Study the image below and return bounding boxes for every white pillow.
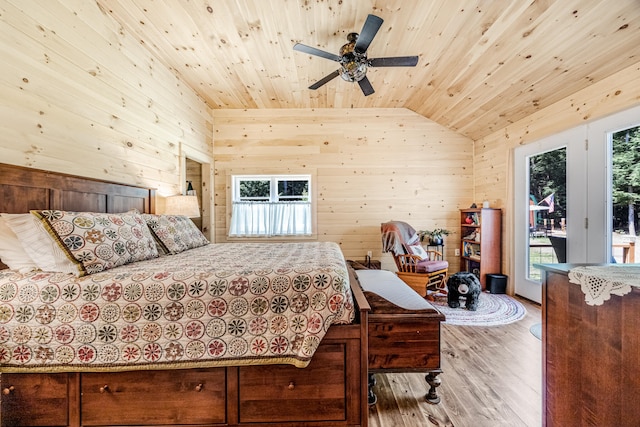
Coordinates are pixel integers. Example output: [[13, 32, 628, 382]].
[[0, 214, 39, 272], [407, 244, 429, 260], [4, 213, 81, 276]]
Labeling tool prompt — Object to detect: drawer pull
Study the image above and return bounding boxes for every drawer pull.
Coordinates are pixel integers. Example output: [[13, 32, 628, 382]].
[[195, 383, 203, 392], [99, 384, 110, 393], [2, 386, 14, 395], [287, 381, 295, 390]]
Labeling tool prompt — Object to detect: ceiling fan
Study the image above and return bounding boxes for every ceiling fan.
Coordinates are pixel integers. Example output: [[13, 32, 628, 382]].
[[293, 14, 419, 96]]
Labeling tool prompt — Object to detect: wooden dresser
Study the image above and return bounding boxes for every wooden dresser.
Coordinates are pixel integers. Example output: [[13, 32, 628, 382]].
[[538, 264, 640, 427], [0, 327, 365, 427]]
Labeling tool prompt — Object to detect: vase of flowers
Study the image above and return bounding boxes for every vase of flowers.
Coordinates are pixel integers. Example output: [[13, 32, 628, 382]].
[[419, 228, 451, 245]]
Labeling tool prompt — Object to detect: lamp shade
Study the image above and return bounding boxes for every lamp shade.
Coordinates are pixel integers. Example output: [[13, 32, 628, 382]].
[[164, 195, 200, 218]]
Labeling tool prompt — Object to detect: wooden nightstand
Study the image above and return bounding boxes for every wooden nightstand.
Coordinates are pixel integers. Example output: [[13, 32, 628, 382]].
[[347, 257, 381, 270], [357, 258, 381, 269]]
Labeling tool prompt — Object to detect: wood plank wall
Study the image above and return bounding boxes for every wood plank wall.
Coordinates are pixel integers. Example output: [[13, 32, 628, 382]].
[[0, 0, 213, 207], [5, 1, 638, 280], [474, 62, 640, 281], [213, 108, 474, 270]]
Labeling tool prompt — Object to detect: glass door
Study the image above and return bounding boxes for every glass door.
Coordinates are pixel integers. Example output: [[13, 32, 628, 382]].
[[514, 127, 585, 303], [515, 104, 640, 304]]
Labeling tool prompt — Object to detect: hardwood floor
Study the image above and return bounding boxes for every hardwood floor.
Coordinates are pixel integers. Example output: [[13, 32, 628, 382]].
[[368, 297, 542, 427]]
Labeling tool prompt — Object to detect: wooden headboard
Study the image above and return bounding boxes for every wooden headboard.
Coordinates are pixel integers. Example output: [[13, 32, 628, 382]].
[[0, 163, 156, 269]]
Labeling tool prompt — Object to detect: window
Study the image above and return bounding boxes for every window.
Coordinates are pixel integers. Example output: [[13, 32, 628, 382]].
[[229, 174, 312, 237]]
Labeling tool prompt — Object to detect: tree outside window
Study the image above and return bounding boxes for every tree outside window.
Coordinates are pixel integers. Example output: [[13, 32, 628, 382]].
[[612, 126, 640, 236]]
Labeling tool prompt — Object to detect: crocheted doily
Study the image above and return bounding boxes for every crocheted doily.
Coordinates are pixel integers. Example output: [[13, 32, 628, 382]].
[[568, 265, 640, 306]]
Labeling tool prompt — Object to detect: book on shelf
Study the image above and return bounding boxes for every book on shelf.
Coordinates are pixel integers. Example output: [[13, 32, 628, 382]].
[[463, 241, 473, 257]]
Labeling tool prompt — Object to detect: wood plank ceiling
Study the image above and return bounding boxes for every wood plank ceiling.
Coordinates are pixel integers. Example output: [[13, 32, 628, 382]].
[[96, 0, 640, 140]]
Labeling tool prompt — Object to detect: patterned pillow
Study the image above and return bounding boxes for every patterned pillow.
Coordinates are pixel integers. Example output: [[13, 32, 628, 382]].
[[32, 210, 159, 276], [142, 214, 209, 254]]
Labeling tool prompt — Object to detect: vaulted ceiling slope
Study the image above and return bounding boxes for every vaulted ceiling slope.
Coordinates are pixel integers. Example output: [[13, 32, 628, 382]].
[[97, 0, 640, 140]]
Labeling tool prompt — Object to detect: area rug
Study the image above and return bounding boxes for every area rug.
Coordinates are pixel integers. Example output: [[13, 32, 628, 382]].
[[530, 322, 542, 340], [430, 292, 526, 326]]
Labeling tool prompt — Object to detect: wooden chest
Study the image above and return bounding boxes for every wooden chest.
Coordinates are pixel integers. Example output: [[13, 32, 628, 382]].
[[354, 269, 445, 404]]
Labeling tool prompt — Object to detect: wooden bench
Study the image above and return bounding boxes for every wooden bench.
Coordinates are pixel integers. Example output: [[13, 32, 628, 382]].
[[354, 269, 445, 405]]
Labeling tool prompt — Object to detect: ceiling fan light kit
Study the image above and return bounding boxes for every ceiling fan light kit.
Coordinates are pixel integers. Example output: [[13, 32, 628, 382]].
[[293, 14, 419, 96]]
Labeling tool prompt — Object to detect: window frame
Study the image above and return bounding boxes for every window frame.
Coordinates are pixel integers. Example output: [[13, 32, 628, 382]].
[[227, 172, 316, 240]]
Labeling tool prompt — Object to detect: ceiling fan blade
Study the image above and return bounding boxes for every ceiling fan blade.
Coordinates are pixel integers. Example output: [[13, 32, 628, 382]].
[[293, 43, 341, 62], [369, 56, 419, 67], [354, 14, 383, 53], [357, 76, 375, 96], [309, 69, 341, 90]]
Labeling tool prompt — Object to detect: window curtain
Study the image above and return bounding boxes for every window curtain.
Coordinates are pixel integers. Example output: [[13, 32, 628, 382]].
[[229, 201, 312, 236]]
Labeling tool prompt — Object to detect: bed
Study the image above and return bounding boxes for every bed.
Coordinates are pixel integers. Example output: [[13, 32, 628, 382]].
[[0, 163, 370, 427]]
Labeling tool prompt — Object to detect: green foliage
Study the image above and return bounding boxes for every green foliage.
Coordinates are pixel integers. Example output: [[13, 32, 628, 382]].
[[277, 180, 309, 201], [612, 127, 640, 234], [239, 180, 270, 199], [239, 179, 309, 201], [529, 148, 566, 221], [419, 228, 451, 238], [612, 128, 640, 203]]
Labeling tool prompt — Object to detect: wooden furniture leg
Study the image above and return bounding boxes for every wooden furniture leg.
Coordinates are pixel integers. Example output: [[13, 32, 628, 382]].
[[368, 373, 378, 405], [425, 370, 442, 404], [368, 369, 442, 406]]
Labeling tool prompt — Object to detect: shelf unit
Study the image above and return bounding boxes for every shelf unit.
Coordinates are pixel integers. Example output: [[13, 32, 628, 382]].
[[460, 208, 502, 289]]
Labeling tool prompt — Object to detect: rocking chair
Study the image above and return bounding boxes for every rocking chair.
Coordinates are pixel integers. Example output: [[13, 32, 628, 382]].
[[381, 221, 449, 298]]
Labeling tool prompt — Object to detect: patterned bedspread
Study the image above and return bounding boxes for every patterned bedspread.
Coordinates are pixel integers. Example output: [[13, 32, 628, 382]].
[[0, 242, 355, 372]]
